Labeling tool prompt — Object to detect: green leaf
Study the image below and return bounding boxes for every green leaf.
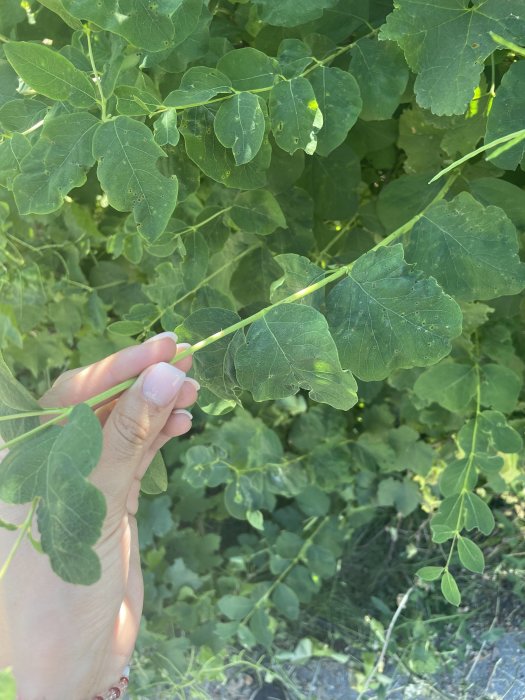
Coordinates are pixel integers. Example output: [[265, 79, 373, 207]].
[[308, 66, 361, 156], [485, 61, 525, 170], [0, 351, 41, 442], [377, 477, 420, 516], [406, 192, 525, 301], [270, 77, 323, 155], [464, 492, 495, 536], [235, 303, 358, 410], [0, 60, 19, 108], [348, 38, 408, 121], [249, 608, 274, 648], [115, 85, 161, 116], [0, 132, 31, 189], [270, 254, 325, 308], [180, 106, 271, 190], [253, 0, 338, 27], [246, 509, 264, 530], [13, 112, 99, 215], [176, 307, 241, 402], [217, 48, 278, 91], [458, 410, 523, 455], [141, 450, 168, 495], [230, 246, 283, 307], [218, 594, 253, 620], [469, 177, 525, 231], [0, 404, 105, 585], [306, 544, 337, 578], [272, 583, 300, 620], [413, 362, 477, 413], [182, 444, 230, 488], [441, 571, 461, 606], [380, 0, 525, 115], [93, 116, 178, 240], [430, 495, 462, 542], [327, 244, 462, 381], [439, 459, 477, 498], [64, 0, 199, 52], [4, 42, 96, 108], [0, 667, 16, 700], [214, 92, 266, 166], [37, 0, 83, 29], [302, 143, 361, 219], [153, 111, 180, 146], [229, 190, 286, 235], [0, 98, 48, 133], [480, 364, 522, 413], [457, 537, 485, 573], [164, 66, 233, 108], [416, 566, 443, 581]]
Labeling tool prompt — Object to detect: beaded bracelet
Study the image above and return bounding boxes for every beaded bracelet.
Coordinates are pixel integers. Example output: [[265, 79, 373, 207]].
[[93, 666, 130, 700]]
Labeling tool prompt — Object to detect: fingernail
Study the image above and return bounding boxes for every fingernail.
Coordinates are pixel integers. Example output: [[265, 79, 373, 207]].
[[144, 331, 178, 344], [185, 377, 200, 391], [142, 362, 186, 406], [173, 409, 193, 420]]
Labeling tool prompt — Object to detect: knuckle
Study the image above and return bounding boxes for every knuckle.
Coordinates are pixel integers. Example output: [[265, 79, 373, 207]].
[[112, 410, 150, 451]]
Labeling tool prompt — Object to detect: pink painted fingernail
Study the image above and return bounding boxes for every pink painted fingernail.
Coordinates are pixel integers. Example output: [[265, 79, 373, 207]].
[[142, 362, 186, 406], [144, 331, 178, 344], [185, 377, 200, 391]]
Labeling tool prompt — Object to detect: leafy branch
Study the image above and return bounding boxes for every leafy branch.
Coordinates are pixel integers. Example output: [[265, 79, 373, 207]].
[[0, 171, 458, 452]]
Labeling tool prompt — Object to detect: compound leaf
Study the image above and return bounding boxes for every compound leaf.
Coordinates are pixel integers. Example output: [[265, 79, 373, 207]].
[[93, 116, 178, 240], [327, 244, 462, 381], [235, 303, 358, 410]]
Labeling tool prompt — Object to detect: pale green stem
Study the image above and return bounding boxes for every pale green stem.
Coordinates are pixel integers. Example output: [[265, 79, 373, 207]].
[[444, 361, 481, 571], [490, 31, 525, 58], [0, 498, 39, 580], [429, 129, 525, 183], [85, 26, 107, 121], [176, 206, 232, 238], [0, 173, 457, 440]]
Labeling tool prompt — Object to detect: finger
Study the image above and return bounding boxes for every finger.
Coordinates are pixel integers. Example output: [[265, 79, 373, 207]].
[[94, 379, 198, 428], [39, 333, 192, 410], [90, 362, 187, 508]]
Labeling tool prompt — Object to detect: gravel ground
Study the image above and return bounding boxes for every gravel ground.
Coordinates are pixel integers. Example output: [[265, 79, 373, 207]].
[[202, 630, 525, 700]]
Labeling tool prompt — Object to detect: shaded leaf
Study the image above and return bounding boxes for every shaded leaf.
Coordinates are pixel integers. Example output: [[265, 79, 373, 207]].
[[214, 92, 266, 165], [253, 0, 338, 27], [229, 190, 286, 235], [13, 112, 99, 215], [457, 536, 484, 573], [327, 244, 462, 381], [270, 77, 323, 155], [414, 362, 477, 412], [93, 116, 178, 240], [406, 193, 525, 301], [235, 303, 358, 410], [441, 571, 461, 606], [141, 450, 168, 495], [484, 60, 525, 170]]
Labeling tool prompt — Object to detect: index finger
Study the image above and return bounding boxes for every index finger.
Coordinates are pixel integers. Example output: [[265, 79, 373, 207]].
[[39, 333, 193, 410]]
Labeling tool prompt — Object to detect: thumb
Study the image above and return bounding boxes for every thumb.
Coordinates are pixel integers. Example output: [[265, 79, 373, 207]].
[[90, 362, 186, 507]]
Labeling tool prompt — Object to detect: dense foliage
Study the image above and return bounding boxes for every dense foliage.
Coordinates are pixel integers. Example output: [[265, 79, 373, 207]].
[[1, 0, 525, 696]]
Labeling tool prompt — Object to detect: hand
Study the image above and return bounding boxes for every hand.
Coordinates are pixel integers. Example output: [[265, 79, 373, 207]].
[[0, 333, 199, 699]]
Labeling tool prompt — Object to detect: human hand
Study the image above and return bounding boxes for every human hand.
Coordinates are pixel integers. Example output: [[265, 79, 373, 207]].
[[0, 333, 198, 699]]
